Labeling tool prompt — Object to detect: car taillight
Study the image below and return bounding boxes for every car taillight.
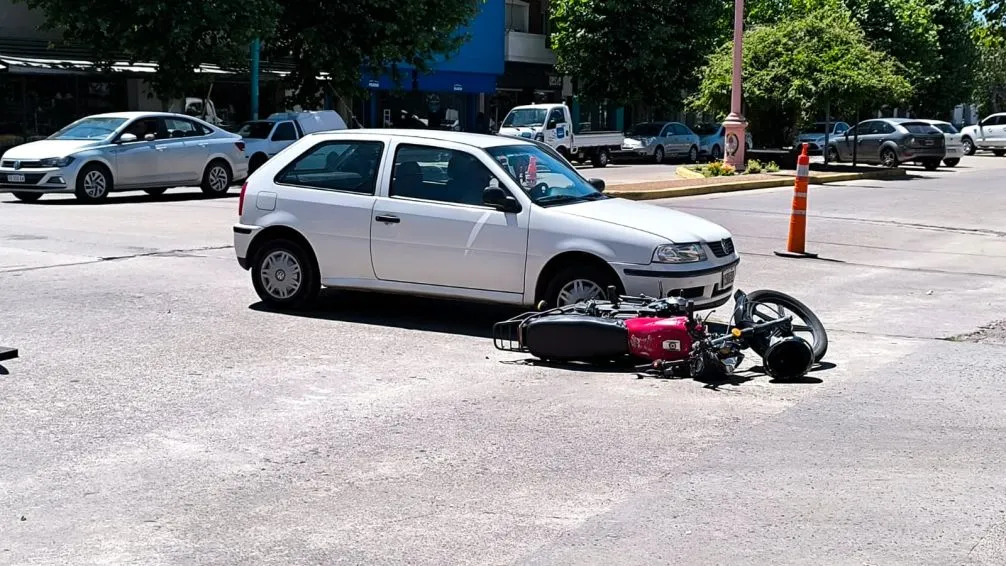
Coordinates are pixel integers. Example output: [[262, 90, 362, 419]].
[[235, 141, 246, 152], [238, 182, 248, 216]]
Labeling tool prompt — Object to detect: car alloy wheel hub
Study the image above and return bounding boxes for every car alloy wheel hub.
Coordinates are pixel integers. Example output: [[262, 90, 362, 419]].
[[260, 250, 302, 299], [557, 279, 604, 306]]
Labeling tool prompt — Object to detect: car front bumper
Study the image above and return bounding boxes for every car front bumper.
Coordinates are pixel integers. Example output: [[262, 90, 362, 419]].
[[0, 164, 80, 194], [613, 257, 740, 310]]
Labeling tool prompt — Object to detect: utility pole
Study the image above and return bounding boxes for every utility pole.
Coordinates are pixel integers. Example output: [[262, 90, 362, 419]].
[[723, 0, 747, 170], [250, 38, 261, 120]]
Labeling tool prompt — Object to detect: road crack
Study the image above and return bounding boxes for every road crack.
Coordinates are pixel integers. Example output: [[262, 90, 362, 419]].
[[1, 245, 234, 274]]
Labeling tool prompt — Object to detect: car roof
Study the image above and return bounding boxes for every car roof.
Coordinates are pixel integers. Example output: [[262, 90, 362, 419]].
[[86, 111, 200, 120], [315, 128, 536, 149]]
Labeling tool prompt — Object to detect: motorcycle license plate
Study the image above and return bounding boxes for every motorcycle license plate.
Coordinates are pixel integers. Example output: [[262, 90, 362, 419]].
[[721, 266, 736, 288], [6, 174, 25, 183]]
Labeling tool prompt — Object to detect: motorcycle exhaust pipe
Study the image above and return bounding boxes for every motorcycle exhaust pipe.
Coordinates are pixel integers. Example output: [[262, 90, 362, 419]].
[[762, 334, 814, 380]]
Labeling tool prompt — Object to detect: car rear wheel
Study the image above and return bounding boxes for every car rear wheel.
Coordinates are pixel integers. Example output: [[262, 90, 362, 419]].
[[922, 159, 940, 171], [251, 238, 320, 310], [12, 191, 42, 203], [591, 148, 610, 168], [711, 145, 723, 161], [943, 158, 960, 167], [994, 149, 1006, 157], [687, 145, 699, 163], [74, 164, 111, 203], [248, 153, 268, 174], [201, 160, 232, 196], [880, 148, 899, 168]]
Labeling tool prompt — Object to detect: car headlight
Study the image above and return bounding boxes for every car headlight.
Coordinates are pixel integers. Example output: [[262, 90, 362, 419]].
[[39, 156, 75, 167], [653, 243, 707, 264]]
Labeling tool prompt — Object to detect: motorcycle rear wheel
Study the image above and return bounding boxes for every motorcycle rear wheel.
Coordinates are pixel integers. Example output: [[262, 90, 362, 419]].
[[742, 290, 828, 362]]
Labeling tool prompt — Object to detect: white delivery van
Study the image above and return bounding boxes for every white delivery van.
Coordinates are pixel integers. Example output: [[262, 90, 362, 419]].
[[237, 110, 348, 173], [497, 103, 624, 167]]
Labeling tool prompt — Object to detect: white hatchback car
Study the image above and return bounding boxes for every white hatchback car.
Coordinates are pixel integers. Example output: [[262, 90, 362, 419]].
[[0, 111, 248, 203], [233, 129, 740, 310]]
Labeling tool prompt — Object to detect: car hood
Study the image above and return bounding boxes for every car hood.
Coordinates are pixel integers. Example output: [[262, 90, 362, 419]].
[[797, 133, 827, 141], [560, 197, 733, 244], [2, 139, 104, 159], [498, 126, 539, 140]]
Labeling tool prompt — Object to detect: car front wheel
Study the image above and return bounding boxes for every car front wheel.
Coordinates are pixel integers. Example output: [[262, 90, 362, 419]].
[[251, 238, 320, 310], [943, 158, 960, 167], [75, 164, 112, 203], [543, 265, 621, 308], [962, 137, 976, 156]]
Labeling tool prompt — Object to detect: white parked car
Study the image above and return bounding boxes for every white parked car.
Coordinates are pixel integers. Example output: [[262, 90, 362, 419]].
[[0, 111, 248, 203], [959, 113, 1006, 157], [236, 110, 348, 174], [233, 130, 740, 311], [917, 119, 964, 167]]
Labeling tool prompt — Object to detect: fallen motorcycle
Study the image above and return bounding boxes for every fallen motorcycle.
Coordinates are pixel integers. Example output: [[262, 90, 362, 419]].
[[492, 288, 828, 381]]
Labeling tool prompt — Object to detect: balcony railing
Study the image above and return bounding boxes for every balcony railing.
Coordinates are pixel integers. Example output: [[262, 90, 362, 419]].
[[505, 31, 556, 65]]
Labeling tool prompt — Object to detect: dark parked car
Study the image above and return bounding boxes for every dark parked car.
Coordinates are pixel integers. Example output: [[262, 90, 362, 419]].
[[826, 118, 946, 170]]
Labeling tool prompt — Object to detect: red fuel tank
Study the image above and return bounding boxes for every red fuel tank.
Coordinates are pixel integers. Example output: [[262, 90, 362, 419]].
[[625, 317, 700, 362]]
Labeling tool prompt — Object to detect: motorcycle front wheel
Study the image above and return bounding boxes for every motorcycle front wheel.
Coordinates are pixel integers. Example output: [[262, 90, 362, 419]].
[[741, 290, 829, 362]]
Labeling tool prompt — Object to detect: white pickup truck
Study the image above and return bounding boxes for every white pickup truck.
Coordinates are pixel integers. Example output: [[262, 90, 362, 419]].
[[236, 110, 348, 173], [497, 103, 624, 168]]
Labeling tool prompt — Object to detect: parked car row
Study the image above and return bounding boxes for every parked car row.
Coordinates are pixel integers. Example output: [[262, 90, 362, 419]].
[[613, 121, 754, 165]]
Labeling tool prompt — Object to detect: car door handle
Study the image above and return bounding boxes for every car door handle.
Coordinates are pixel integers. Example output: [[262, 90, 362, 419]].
[[154, 145, 167, 151], [375, 215, 400, 224], [198, 143, 208, 147]]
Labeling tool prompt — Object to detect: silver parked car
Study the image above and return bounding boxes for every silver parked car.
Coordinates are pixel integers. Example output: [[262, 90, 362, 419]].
[[795, 121, 851, 155], [825, 118, 946, 170], [0, 111, 249, 203], [618, 121, 701, 164]]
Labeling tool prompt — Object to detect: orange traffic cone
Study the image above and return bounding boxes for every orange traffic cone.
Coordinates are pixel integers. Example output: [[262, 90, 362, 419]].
[[775, 143, 819, 259]]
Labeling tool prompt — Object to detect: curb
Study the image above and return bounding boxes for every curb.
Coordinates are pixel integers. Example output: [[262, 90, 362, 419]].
[[608, 167, 908, 201], [675, 166, 706, 180]]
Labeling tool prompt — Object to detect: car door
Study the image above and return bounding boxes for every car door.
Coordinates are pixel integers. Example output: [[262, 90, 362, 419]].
[[991, 115, 1006, 147], [656, 123, 676, 155], [835, 122, 863, 160], [159, 117, 212, 185], [270, 137, 387, 281], [110, 117, 164, 187], [269, 121, 299, 156], [369, 139, 529, 294]]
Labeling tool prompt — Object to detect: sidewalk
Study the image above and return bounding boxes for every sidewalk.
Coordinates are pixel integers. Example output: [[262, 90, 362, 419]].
[[605, 165, 908, 200]]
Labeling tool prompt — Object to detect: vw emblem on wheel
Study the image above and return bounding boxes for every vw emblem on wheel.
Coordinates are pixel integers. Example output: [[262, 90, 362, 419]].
[[13, 161, 21, 170]]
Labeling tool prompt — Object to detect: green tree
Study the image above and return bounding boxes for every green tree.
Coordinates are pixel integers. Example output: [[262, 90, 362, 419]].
[[549, 0, 727, 110], [15, 0, 483, 106], [15, 0, 279, 101], [267, 0, 483, 108], [690, 7, 913, 146]]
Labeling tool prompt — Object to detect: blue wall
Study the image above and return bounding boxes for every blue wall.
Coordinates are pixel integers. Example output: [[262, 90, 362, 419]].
[[361, 0, 505, 94]]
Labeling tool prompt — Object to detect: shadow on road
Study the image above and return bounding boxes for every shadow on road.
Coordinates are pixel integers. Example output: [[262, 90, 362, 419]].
[[3, 189, 238, 206], [503, 357, 834, 390], [249, 290, 524, 339]]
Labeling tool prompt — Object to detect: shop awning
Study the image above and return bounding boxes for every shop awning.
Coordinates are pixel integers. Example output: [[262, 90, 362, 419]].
[[0, 54, 239, 76]]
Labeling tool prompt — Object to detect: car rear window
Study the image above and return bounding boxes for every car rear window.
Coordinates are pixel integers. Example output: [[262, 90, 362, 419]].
[[931, 122, 958, 134], [901, 122, 941, 134]]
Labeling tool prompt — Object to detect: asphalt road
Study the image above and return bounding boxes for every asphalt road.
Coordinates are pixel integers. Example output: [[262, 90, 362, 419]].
[[2, 154, 1006, 564]]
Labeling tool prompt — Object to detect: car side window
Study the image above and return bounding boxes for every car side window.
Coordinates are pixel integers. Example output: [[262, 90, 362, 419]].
[[163, 117, 202, 139], [274, 140, 384, 195], [547, 109, 564, 128], [120, 118, 159, 142], [390, 144, 496, 207], [272, 122, 297, 142]]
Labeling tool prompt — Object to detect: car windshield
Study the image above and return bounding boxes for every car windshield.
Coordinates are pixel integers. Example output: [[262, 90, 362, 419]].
[[236, 121, 275, 139], [692, 123, 719, 136], [502, 108, 547, 128], [486, 143, 608, 207], [931, 122, 958, 134], [627, 123, 664, 137], [48, 117, 127, 140], [901, 122, 942, 134]]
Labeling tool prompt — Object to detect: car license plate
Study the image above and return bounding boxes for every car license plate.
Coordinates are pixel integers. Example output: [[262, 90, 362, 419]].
[[6, 174, 25, 183], [721, 266, 736, 288]]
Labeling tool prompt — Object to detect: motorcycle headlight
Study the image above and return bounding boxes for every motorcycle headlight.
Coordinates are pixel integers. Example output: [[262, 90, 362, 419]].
[[39, 156, 75, 167], [653, 243, 707, 264]]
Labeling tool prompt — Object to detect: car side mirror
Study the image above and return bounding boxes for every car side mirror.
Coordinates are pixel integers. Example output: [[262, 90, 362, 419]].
[[588, 178, 606, 192], [118, 133, 138, 143], [483, 182, 520, 212], [547, 120, 557, 129], [144, 133, 156, 141]]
